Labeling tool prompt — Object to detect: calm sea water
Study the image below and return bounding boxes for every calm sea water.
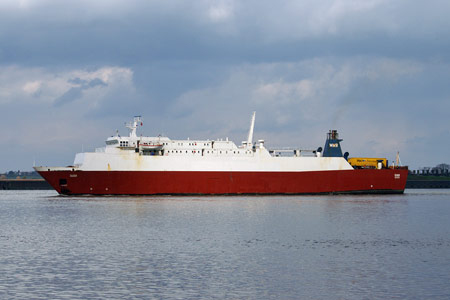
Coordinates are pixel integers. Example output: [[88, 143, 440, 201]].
[[1, 190, 450, 299]]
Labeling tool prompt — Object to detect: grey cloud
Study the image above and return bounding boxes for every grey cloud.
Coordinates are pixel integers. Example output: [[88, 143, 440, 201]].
[[53, 86, 84, 107], [87, 78, 108, 88], [1, 1, 450, 67], [68, 78, 87, 85], [54, 77, 107, 107], [67, 77, 107, 88]]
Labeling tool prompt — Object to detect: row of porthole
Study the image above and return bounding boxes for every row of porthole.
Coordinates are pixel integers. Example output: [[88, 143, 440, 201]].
[[165, 150, 252, 154], [167, 150, 199, 153], [165, 142, 211, 146]]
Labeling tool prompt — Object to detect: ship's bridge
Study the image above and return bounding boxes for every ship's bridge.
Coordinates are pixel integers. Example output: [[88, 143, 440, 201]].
[[105, 135, 170, 150], [104, 135, 257, 158]]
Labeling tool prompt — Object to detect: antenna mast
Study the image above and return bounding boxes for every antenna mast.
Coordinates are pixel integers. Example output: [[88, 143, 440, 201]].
[[126, 116, 142, 138], [247, 112, 256, 149]]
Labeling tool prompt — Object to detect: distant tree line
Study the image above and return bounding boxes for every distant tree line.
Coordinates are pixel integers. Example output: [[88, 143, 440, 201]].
[[410, 163, 450, 176]]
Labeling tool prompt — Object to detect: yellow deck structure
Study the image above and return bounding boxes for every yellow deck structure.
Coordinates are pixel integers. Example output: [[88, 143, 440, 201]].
[[348, 157, 387, 169]]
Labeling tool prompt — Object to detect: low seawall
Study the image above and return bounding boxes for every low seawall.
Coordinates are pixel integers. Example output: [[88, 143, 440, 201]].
[[406, 180, 450, 189], [0, 179, 52, 190]]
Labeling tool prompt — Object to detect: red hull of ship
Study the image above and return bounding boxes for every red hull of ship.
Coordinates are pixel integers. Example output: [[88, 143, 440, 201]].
[[37, 168, 408, 195]]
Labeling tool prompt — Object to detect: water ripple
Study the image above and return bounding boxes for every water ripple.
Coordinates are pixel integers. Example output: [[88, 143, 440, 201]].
[[1, 190, 450, 299]]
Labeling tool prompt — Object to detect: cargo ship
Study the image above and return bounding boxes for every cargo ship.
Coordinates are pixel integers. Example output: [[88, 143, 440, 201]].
[[34, 113, 408, 195]]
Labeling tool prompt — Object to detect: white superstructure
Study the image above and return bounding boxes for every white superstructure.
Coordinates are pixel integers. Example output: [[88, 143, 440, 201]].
[[37, 114, 354, 173]]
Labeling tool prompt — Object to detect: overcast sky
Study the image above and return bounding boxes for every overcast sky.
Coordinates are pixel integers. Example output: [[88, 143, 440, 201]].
[[1, 0, 450, 172]]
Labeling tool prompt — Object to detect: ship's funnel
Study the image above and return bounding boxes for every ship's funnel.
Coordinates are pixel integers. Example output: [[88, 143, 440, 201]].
[[322, 130, 343, 157]]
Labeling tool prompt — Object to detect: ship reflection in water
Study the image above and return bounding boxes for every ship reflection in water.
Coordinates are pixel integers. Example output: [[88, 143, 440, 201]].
[[1, 190, 450, 299]]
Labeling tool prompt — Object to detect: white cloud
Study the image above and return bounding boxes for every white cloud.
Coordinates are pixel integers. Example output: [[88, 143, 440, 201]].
[[297, 0, 386, 36], [207, 1, 234, 23], [0, 65, 134, 107], [167, 57, 425, 155], [22, 80, 41, 94], [0, 65, 138, 171]]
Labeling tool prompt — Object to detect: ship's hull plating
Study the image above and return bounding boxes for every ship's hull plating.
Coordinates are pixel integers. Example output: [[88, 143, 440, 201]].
[[37, 168, 408, 195]]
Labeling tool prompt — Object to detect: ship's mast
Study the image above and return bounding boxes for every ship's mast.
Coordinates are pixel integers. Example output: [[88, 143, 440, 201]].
[[126, 116, 142, 138], [247, 111, 256, 149]]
